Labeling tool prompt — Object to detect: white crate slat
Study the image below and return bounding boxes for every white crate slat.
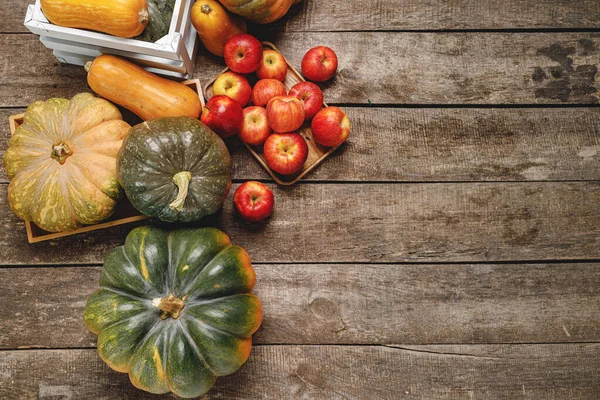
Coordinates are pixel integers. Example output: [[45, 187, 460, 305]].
[[24, 0, 198, 78]]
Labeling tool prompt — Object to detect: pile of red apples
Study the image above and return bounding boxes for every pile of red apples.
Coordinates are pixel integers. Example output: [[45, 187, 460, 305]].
[[201, 34, 351, 222]]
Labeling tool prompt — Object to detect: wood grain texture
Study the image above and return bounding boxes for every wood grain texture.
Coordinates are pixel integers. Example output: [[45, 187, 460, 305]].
[[2, 344, 600, 399], [0, 182, 598, 265], [3, 107, 600, 183], [270, 0, 600, 31], [3, 32, 600, 106], [2, 263, 600, 349], [4, 0, 600, 33]]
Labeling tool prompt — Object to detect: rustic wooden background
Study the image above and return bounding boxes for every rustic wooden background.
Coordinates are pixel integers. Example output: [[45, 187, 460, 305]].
[[1, 0, 600, 399]]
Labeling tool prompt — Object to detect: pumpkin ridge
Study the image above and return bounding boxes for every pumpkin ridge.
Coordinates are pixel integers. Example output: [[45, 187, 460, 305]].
[[95, 309, 156, 339], [121, 144, 173, 175], [166, 228, 228, 295], [99, 246, 162, 298], [99, 285, 153, 304], [120, 238, 166, 296], [182, 300, 254, 339], [57, 165, 81, 227], [62, 164, 116, 225], [181, 312, 238, 340], [166, 232, 174, 293], [177, 244, 232, 297], [68, 155, 122, 201], [174, 318, 219, 376], [30, 163, 71, 229], [184, 137, 214, 173]]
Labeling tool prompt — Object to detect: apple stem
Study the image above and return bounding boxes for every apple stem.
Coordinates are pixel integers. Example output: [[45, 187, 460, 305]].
[[169, 171, 192, 212]]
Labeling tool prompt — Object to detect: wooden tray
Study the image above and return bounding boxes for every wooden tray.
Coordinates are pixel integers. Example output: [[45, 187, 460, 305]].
[[204, 41, 339, 185], [8, 79, 204, 243]]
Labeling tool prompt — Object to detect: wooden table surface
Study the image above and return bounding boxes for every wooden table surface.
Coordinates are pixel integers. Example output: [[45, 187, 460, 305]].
[[2, 1, 600, 399]]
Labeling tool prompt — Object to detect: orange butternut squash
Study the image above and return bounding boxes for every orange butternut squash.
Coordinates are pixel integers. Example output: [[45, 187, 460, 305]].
[[40, 0, 149, 38], [85, 55, 202, 121], [191, 0, 247, 57]]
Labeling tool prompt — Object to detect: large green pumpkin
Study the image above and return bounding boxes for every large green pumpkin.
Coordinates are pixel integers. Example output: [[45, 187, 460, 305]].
[[117, 117, 231, 222], [84, 226, 262, 398]]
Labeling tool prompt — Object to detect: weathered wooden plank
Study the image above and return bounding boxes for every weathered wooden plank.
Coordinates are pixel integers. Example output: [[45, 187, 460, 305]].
[[2, 106, 600, 183], [3, 32, 600, 106], [2, 263, 600, 349], [0, 182, 598, 264], [270, 0, 600, 31], [4, 0, 600, 33], [2, 344, 599, 399]]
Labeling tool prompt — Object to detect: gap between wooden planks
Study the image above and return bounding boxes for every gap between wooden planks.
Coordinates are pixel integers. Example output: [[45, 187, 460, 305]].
[[0, 182, 598, 265], [2, 107, 600, 183], [2, 0, 600, 33], [1, 344, 600, 399]]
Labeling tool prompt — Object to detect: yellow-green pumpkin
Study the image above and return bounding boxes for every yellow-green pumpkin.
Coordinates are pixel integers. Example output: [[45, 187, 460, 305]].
[[3, 94, 130, 232], [83, 226, 262, 398]]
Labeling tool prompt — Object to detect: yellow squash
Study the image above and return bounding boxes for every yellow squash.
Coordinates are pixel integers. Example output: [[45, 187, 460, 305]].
[[3, 94, 131, 232], [191, 0, 247, 56], [85, 55, 202, 121], [40, 0, 149, 38]]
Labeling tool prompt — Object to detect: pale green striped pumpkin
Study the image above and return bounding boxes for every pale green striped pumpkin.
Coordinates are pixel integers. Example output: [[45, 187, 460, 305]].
[[3, 93, 130, 232]]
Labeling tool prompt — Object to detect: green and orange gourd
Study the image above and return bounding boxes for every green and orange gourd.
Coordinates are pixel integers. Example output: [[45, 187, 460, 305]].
[[217, 0, 302, 24], [84, 226, 262, 398]]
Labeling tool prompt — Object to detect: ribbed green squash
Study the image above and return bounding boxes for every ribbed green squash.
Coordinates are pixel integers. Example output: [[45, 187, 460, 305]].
[[117, 117, 231, 222], [84, 226, 262, 398]]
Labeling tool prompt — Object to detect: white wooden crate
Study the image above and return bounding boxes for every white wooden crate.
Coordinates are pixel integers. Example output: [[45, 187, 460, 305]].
[[24, 0, 198, 79]]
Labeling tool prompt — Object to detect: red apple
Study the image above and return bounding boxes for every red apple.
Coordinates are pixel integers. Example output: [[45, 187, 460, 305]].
[[234, 181, 274, 222], [288, 81, 324, 120], [213, 71, 252, 106], [201, 95, 243, 138], [240, 106, 271, 145], [263, 133, 308, 175], [256, 49, 288, 81], [311, 106, 350, 147], [223, 34, 263, 74], [266, 96, 305, 133], [301, 46, 338, 82], [252, 79, 287, 107]]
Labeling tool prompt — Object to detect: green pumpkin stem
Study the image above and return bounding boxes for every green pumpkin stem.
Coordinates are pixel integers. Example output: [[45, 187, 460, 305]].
[[169, 171, 192, 212], [201, 4, 212, 13], [152, 294, 185, 319]]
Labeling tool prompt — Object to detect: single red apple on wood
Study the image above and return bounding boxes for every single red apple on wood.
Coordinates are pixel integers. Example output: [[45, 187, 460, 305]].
[[252, 79, 287, 107], [234, 181, 274, 222], [240, 106, 271, 145], [224, 34, 263, 73], [263, 133, 308, 175], [256, 49, 288, 81], [289, 81, 324, 120], [311, 106, 350, 147], [301, 46, 338, 82], [213, 71, 252, 106], [266, 95, 305, 133], [201, 95, 243, 138]]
